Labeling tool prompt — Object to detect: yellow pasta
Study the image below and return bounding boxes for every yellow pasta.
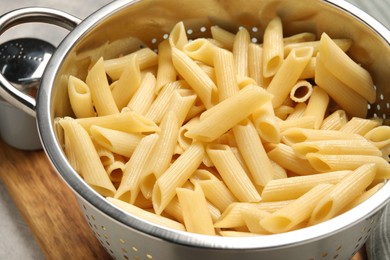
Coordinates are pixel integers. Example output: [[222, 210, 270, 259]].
[[168, 21, 188, 50], [284, 38, 352, 57], [252, 101, 281, 144], [364, 125, 390, 149], [320, 110, 347, 130], [156, 40, 177, 93], [339, 117, 382, 136], [303, 86, 329, 129], [289, 80, 314, 103], [233, 28, 250, 77], [262, 16, 284, 78], [183, 38, 217, 66], [210, 25, 235, 50], [67, 75, 95, 118], [127, 72, 156, 115]]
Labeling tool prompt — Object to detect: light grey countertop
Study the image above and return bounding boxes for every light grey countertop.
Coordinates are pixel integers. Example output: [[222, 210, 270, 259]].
[[0, 0, 389, 259]]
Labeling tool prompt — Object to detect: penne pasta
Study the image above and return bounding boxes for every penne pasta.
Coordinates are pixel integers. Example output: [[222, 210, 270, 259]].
[[233, 28, 250, 77], [339, 117, 382, 136], [67, 75, 95, 118], [289, 80, 313, 103], [303, 86, 329, 129], [156, 40, 177, 92], [168, 21, 188, 50], [127, 72, 156, 115], [183, 38, 218, 66], [320, 110, 347, 130], [210, 25, 235, 50], [262, 16, 284, 78], [251, 101, 281, 144], [364, 125, 390, 149]]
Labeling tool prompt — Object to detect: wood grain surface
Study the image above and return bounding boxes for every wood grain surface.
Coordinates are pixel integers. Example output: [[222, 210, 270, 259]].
[[0, 139, 111, 260]]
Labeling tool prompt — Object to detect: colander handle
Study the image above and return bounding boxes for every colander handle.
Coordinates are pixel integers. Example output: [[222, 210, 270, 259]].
[[0, 7, 81, 117]]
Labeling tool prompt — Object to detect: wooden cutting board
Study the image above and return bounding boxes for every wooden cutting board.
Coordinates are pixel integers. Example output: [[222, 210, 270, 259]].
[[0, 138, 366, 260], [0, 139, 111, 260]]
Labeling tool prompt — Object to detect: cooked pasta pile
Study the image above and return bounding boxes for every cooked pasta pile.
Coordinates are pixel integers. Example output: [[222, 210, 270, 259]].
[[58, 17, 390, 236]]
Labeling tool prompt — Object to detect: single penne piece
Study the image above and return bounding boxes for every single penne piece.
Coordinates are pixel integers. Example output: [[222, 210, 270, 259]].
[[114, 133, 159, 204], [86, 57, 119, 116], [166, 89, 197, 127], [94, 143, 115, 167], [90, 125, 143, 157], [339, 117, 383, 136], [278, 116, 316, 132], [76, 110, 159, 134], [315, 53, 368, 118], [292, 139, 382, 158], [140, 112, 179, 199], [261, 170, 351, 202], [107, 197, 186, 231], [303, 86, 329, 129], [283, 32, 316, 44], [104, 48, 158, 80], [144, 80, 182, 124], [320, 110, 347, 130], [260, 183, 334, 233], [168, 21, 188, 50], [233, 27, 250, 77], [213, 47, 239, 101], [252, 101, 281, 144], [309, 163, 377, 224], [364, 125, 390, 149], [183, 38, 218, 66], [111, 53, 141, 110], [63, 130, 80, 173], [286, 102, 307, 120], [233, 119, 275, 186], [105, 158, 126, 183], [340, 182, 385, 213], [67, 75, 95, 118], [59, 118, 116, 197], [248, 43, 270, 88], [282, 127, 366, 146], [274, 105, 294, 120], [270, 160, 288, 179], [319, 33, 375, 103], [241, 208, 272, 234], [289, 80, 313, 103], [176, 183, 216, 235], [171, 47, 217, 109], [152, 142, 205, 214], [156, 40, 177, 93], [185, 85, 272, 142], [206, 144, 261, 202], [266, 46, 314, 108], [267, 143, 317, 175], [177, 116, 200, 152], [127, 72, 156, 115], [299, 57, 316, 79], [210, 25, 235, 50], [306, 153, 390, 180], [262, 16, 284, 78], [164, 197, 184, 223], [283, 38, 352, 57]]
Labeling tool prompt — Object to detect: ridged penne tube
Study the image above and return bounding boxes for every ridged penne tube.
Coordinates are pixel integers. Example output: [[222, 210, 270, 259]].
[[274, 105, 294, 120], [206, 144, 261, 202], [168, 21, 188, 50], [166, 89, 197, 127], [152, 142, 205, 214], [267, 46, 313, 107], [144, 80, 182, 124], [233, 28, 250, 77], [270, 160, 288, 179], [76, 111, 159, 134], [210, 25, 235, 50], [306, 154, 390, 180], [59, 118, 116, 197], [261, 170, 351, 202], [127, 72, 156, 115], [140, 112, 179, 199], [213, 47, 239, 101], [67, 75, 95, 118], [233, 120, 275, 186], [94, 143, 115, 167], [260, 183, 334, 233], [340, 182, 385, 213], [86, 58, 119, 116], [319, 33, 375, 103], [364, 126, 390, 149], [339, 117, 382, 136], [282, 127, 366, 146], [183, 38, 218, 66], [171, 47, 217, 109], [303, 87, 329, 129], [111, 53, 141, 110], [248, 43, 269, 87], [283, 38, 352, 57], [320, 110, 347, 130], [278, 116, 316, 133], [262, 16, 284, 78], [107, 197, 186, 231], [289, 80, 313, 103], [252, 101, 281, 144], [185, 85, 272, 142], [105, 158, 126, 183], [177, 116, 200, 152], [283, 32, 316, 44], [292, 139, 382, 158], [286, 102, 306, 120], [156, 40, 177, 93], [315, 54, 368, 118], [176, 183, 216, 235], [241, 208, 271, 234], [114, 133, 159, 204], [164, 197, 184, 223], [90, 125, 142, 157], [309, 163, 377, 224], [299, 57, 316, 79], [104, 48, 158, 80], [63, 131, 80, 173], [267, 143, 317, 175]]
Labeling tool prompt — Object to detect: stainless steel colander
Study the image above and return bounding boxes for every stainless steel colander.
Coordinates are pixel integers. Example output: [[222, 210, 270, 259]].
[[0, 0, 389, 259]]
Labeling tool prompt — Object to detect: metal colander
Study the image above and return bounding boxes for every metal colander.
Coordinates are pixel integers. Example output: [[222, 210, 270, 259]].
[[0, 0, 389, 259]]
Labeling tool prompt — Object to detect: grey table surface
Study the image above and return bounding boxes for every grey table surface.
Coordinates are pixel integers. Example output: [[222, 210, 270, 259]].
[[0, 0, 389, 259]]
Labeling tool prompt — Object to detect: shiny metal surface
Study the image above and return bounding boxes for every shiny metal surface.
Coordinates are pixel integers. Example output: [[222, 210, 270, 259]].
[[0, 7, 81, 117], [4, 0, 390, 259]]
